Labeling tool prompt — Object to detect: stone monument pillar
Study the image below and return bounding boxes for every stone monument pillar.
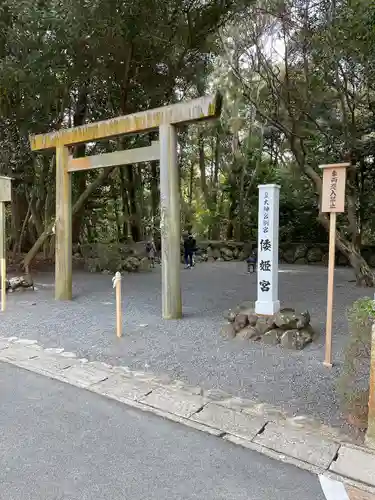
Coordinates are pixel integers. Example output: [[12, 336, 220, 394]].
[[255, 184, 280, 316]]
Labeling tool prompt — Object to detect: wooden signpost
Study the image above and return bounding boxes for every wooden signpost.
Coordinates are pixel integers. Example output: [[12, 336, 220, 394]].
[[0, 176, 12, 312], [320, 162, 350, 367]]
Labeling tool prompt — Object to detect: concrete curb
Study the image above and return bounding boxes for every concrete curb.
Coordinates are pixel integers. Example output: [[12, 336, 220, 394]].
[[0, 335, 374, 495]]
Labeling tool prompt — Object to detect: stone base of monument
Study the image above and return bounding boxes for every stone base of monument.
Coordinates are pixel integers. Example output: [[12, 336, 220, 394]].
[[221, 302, 318, 350]]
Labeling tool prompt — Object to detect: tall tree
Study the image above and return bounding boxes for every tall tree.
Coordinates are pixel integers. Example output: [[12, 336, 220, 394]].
[[0, 0, 236, 260], [221, 0, 375, 285]]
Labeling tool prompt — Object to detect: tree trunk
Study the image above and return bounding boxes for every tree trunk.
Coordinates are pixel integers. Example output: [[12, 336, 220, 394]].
[[43, 173, 55, 259], [136, 164, 144, 240], [150, 159, 160, 237], [210, 128, 221, 240], [72, 171, 87, 243], [237, 163, 245, 241], [337, 234, 374, 287], [22, 166, 116, 270], [110, 176, 121, 242], [11, 188, 33, 252], [22, 223, 55, 273], [318, 212, 375, 286], [348, 250, 374, 287], [126, 164, 141, 242], [119, 166, 130, 241], [226, 181, 236, 240], [188, 160, 194, 207], [71, 85, 89, 243], [29, 195, 44, 237], [198, 130, 210, 207], [13, 200, 31, 262], [228, 130, 240, 241]]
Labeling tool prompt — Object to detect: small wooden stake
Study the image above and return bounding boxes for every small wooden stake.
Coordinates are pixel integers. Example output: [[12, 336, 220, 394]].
[[324, 211, 337, 367], [113, 272, 122, 338], [0, 202, 5, 311]]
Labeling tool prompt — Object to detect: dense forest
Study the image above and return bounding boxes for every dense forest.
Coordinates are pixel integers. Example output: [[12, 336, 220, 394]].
[[0, 0, 375, 284]]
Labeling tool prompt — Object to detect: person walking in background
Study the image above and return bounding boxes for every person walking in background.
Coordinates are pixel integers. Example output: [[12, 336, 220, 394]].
[[146, 238, 157, 268], [246, 248, 257, 273], [183, 232, 196, 269]]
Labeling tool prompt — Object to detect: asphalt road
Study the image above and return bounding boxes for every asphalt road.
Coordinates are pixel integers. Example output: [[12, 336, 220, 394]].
[[0, 362, 326, 500]]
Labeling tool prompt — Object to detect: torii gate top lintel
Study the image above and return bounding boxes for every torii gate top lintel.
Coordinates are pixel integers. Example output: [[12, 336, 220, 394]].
[[29, 93, 222, 151]]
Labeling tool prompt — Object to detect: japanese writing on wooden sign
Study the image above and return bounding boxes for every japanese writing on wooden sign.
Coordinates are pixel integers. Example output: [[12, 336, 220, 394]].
[[320, 164, 348, 213]]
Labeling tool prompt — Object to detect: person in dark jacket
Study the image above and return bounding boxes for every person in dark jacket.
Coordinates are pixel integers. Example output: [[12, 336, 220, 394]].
[[183, 232, 196, 269], [145, 239, 157, 268], [246, 248, 257, 273]]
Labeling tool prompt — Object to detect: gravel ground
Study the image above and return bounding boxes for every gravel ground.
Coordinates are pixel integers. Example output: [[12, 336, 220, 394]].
[[1, 262, 369, 429]]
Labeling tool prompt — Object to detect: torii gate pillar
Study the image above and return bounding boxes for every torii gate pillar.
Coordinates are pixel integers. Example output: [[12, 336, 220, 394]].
[[29, 94, 222, 319], [159, 124, 181, 318]]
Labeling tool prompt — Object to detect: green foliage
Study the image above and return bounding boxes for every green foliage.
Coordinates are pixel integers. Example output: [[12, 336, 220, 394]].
[[0, 0, 236, 254], [278, 174, 327, 243], [212, 0, 375, 284], [348, 297, 375, 329], [2, 0, 375, 284]]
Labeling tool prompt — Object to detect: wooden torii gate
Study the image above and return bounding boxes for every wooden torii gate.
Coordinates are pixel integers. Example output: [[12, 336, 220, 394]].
[[29, 94, 222, 319]]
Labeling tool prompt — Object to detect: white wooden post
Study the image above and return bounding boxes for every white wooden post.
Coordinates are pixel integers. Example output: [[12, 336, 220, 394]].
[[255, 184, 280, 316], [159, 124, 182, 319]]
